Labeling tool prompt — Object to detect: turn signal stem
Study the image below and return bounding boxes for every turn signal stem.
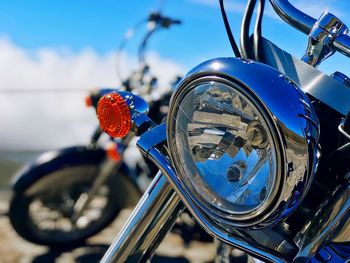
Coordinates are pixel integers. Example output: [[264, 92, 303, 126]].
[[106, 143, 121, 162]]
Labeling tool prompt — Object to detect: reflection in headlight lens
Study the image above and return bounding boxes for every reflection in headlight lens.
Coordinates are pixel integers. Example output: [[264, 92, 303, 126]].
[[173, 81, 278, 216]]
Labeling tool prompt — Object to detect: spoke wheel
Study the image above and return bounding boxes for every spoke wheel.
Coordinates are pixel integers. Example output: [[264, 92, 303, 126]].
[[9, 164, 140, 247]]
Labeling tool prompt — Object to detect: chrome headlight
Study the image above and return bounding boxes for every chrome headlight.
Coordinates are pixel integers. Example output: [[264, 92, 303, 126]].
[[167, 58, 319, 228]]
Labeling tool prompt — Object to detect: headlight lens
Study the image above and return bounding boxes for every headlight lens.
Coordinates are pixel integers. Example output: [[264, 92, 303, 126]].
[[171, 80, 280, 219]]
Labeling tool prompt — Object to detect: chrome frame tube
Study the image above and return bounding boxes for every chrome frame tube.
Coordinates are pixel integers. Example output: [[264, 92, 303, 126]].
[[101, 171, 184, 263], [334, 34, 350, 58], [137, 142, 287, 263], [268, 0, 315, 34]]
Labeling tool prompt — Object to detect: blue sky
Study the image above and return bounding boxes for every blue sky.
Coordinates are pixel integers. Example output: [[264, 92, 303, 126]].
[[0, 0, 349, 150], [0, 0, 348, 71]]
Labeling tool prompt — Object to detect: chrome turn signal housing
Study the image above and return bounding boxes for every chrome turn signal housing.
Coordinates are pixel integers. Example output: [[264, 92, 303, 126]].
[[166, 58, 320, 228]]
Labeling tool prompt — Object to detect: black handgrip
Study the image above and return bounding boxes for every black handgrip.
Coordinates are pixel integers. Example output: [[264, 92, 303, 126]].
[[148, 12, 182, 28]]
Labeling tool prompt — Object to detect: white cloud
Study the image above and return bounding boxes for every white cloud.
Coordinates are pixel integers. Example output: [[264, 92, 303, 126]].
[[0, 38, 184, 151]]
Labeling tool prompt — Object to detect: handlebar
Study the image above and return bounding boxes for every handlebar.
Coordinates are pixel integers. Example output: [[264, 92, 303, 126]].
[[269, 0, 350, 58], [137, 12, 181, 82], [116, 11, 181, 83]]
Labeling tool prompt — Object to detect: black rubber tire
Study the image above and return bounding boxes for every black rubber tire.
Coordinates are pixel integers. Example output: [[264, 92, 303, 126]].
[[9, 163, 140, 247]]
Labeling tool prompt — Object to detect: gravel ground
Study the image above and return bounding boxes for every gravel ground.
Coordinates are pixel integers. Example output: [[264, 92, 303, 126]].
[[0, 201, 215, 263]]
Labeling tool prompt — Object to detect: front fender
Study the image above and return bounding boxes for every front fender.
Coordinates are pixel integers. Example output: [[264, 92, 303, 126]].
[[11, 145, 106, 193]]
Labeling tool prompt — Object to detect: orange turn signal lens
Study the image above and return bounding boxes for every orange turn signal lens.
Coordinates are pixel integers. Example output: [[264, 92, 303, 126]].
[[97, 92, 131, 138], [85, 95, 93, 107]]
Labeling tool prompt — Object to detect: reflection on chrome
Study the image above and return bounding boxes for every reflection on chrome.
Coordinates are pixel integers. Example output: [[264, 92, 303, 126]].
[[174, 81, 277, 215]]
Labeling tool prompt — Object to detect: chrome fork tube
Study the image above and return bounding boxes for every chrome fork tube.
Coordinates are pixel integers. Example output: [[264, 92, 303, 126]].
[[101, 171, 184, 263]]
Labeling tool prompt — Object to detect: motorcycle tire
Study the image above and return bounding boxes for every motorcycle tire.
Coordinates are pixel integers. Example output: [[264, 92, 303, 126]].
[[9, 163, 140, 247]]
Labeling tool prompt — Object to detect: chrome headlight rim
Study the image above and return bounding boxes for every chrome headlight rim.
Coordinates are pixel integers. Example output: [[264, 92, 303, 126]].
[[166, 74, 286, 226]]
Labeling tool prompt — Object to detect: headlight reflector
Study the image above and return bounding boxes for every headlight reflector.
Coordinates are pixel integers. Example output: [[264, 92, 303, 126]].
[[167, 58, 320, 228], [173, 80, 279, 217]]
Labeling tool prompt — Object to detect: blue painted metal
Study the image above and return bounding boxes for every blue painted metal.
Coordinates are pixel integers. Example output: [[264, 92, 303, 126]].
[[11, 145, 134, 193]]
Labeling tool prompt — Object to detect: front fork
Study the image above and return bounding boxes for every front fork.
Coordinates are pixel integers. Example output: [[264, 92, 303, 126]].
[[101, 171, 184, 263], [73, 133, 134, 222]]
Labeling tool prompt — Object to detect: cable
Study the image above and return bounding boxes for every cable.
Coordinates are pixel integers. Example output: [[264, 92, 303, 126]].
[[138, 27, 158, 67], [219, 0, 241, 58], [240, 0, 257, 59], [253, 0, 265, 61], [139, 13, 181, 67], [116, 11, 181, 84], [116, 18, 147, 82]]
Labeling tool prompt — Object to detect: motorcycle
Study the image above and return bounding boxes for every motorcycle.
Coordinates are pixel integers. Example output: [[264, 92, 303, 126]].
[[94, 0, 350, 262], [8, 11, 180, 247]]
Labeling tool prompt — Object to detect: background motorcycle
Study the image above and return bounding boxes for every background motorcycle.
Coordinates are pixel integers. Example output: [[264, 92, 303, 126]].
[[8, 11, 180, 247], [95, 0, 350, 262]]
